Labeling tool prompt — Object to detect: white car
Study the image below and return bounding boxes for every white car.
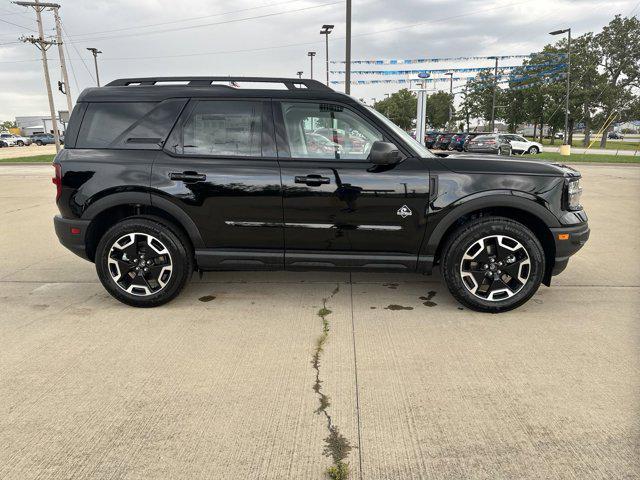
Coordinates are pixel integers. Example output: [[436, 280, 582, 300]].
[[0, 132, 31, 146], [501, 134, 542, 154]]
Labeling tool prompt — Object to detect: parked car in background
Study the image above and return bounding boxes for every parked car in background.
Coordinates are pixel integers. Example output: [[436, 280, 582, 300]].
[[1, 133, 32, 146], [0, 133, 17, 146], [448, 133, 468, 151], [434, 132, 455, 150], [465, 134, 511, 154], [425, 131, 440, 148], [501, 134, 543, 154], [30, 133, 64, 146], [312, 127, 367, 153], [463, 132, 492, 151], [305, 133, 343, 155], [608, 131, 624, 139]]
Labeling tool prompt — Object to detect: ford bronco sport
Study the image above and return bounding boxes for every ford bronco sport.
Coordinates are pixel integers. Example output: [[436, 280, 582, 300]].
[[53, 76, 589, 312]]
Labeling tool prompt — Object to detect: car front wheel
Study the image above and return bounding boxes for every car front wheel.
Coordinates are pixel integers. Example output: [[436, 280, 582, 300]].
[[441, 216, 545, 313], [35, 140, 43, 146], [95, 217, 193, 307], [528, 146, 540, 154]]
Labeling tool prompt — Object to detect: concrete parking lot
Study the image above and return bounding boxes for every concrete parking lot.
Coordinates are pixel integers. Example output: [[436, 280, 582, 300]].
[[0, 164, 638, 479]]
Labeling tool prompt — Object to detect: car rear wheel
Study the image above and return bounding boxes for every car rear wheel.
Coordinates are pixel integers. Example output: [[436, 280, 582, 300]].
[[35, 140, 43, 146], [528, 146, 539, 154], [441, 216, 545, 313], [95, 217, 193, 307], [17, 140, 24, 146]]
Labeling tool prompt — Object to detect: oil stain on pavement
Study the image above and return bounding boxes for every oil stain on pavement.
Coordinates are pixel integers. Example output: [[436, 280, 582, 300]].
[[385, 304, 414, 311], [419, 290, 437, 307], [311, 284, 352, 480], [198, 295, 216, 302]]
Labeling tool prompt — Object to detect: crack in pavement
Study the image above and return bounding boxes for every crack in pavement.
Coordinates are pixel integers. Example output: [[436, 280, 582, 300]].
[[312, 283, 353, 480]]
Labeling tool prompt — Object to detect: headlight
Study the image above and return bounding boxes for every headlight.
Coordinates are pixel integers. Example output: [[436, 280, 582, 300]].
[[565, 178, 583, 211]]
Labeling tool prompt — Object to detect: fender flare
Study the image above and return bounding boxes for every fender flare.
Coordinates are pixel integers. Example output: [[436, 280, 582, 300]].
[[423, 191, 560, 257], [81, 191, 205, 249]]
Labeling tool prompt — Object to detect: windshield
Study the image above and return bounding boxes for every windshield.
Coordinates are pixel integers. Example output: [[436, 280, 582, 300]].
[[366, 106, 434, 158]]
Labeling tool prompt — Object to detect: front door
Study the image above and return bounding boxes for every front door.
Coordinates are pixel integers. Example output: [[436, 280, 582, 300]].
[[152, 99, 284, 269], [275, 100, 431, 271]]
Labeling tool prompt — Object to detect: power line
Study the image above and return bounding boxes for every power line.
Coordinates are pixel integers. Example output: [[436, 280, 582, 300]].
[[0, 16, 37, 31], [66, 0, 309, 38], [61, 1, 343, 43], [60, 21, 95, 82]]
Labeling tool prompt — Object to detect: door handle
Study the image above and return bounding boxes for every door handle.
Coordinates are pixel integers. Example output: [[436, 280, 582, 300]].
[[294, 174, 331, 186], [169, 171, 207, 183]]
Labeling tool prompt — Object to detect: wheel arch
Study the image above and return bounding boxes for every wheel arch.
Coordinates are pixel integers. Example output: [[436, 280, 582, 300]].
[[82, 192, 204, 261], [426, 194, 559, 285]]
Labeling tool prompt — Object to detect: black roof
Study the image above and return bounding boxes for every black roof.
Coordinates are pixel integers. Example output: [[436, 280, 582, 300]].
[[77, 76, 354, 103]]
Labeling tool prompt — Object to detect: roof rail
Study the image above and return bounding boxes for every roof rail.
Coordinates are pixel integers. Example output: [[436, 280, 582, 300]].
[[105, 76, 332, 91]]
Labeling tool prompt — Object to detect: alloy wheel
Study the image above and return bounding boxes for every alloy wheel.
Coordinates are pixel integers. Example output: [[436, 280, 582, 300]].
[[107, 233, 173, 296], [459, 234, 531, 301]]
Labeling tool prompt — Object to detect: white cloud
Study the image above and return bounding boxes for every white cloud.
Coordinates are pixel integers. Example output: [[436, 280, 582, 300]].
[[0, 0, 636, 118]]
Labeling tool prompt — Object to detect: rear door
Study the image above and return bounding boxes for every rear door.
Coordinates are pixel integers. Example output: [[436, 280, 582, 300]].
[[151, 99, 284, 269], [274, 99, 431, 271]]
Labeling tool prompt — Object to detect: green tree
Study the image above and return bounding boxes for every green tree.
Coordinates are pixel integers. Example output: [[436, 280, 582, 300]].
[[373, 89, 416, 130], [595, 15, 640, 147], [1, 120, 16, 131], [425, 91, 454, 129]]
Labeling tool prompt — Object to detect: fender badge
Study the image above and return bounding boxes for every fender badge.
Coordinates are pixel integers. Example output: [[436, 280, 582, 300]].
[[397, 205, 412, 218]]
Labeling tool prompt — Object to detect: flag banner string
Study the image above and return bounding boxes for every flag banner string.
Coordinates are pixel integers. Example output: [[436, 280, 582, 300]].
[[329, 53, 566, 65], [330, 71, 566, 86], [330, 61, 565, 76]]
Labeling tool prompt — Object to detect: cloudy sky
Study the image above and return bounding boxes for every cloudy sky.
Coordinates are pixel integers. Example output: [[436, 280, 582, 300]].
[[0, 0, 638, 120]]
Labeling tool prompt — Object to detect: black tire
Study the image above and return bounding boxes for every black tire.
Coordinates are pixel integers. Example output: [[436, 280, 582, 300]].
[[441, 216, 545, 313], [17, 140, 24, 146], [528, 146, 539, 154], [36, 140, 43, 146], [95, 217, 193, 307]]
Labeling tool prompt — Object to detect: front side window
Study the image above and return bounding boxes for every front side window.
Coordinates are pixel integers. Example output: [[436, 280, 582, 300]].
[[280, 102, 383, 160], [181, 101, 262, 157]]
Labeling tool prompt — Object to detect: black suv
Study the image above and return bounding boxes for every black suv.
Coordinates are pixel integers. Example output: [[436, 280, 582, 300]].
[[53, 76, 589, 312]]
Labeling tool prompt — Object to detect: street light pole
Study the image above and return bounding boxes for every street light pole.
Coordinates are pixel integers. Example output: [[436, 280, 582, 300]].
[[445, 72, 453, 127], [307, 51, 316, 79], [489, 56, 498, 132], [320, 24, 334, 86], [87, 47, 102, 86], [345, 0, 351, 94], [550, 28, 571, 145]]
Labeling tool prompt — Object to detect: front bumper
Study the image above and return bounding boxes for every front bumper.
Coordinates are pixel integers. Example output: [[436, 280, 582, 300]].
[[549, 221, 590, 276], [54, 215, 91, 260]]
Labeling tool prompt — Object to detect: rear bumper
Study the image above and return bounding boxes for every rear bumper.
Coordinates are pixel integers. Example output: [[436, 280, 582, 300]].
[[54, 215, 91, 261], [549, 221, 590, 276]]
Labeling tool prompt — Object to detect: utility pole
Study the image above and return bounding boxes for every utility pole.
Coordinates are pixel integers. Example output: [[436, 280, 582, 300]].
[[550, 28, 571, 146], [297, 71, 303, 79], [445, 72, 453, 127], [307, 51, 316, 79], [345, 0, 351, 94], [489, 56, 498, 132], [15, 0, 61, 152], [87, 47, 102, 86], [50, 5, 72, 114], [320, 24, 334, 87]]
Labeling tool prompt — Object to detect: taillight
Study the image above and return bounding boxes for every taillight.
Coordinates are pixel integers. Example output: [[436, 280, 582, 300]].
[[52, 163, 61, 201]]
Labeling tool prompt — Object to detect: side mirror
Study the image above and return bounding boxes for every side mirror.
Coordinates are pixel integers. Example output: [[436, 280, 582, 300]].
[[368, 141, 401, 165]]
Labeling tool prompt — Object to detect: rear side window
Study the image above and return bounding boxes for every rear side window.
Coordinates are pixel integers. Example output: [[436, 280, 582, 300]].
[[179, 100, 263, 157], [76, 100, 186, 149]]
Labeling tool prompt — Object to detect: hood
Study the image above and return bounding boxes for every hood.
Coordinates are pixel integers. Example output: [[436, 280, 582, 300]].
[[435, 153, 580, 177]]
